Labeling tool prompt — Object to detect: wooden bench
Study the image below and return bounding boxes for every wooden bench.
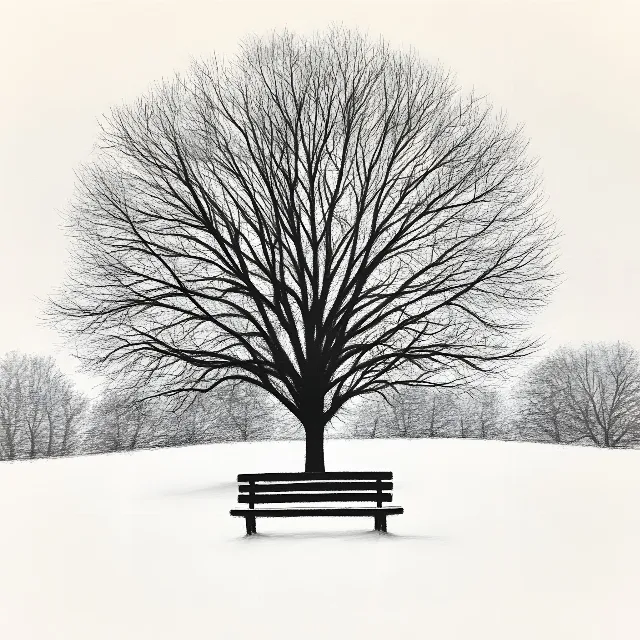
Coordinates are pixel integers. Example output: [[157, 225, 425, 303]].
[[230, 471, 404, 535]]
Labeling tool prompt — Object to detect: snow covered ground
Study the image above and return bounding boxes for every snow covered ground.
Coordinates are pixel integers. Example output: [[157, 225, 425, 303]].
[[1, 438, 638, 639]]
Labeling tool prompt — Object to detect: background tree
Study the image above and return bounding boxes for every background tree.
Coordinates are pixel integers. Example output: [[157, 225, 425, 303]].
[[350, 396, 385, 439], [51, 28, 556, 470], [86, 390, 158, 453], [43, 366, 87, 456], [385, 387, 425, 438], [0, 352, 87, 460], [351, 385, 507, 441], [517, 352, 571, 444], [160, 393, 220, 447], [421, 389, 458, 439], [381, 387, 455, 439], [0, 353, 26, 459], [466, 389, 506, 440], [517, 343, 640, 448], [218, 383, 274, 442]]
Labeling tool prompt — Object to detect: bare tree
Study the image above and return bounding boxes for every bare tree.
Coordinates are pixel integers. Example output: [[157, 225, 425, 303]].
[[219, 383, 272, 441], [518, 353, 571, 443], [355, 400, 383, 439], [423, 390, 455, 438], [518, 343, 640, 448], [160, 393, 220, 447], [42, 367, 87, 456], [86, 390, 158, 452], [467, 389, 505, 440], [51, 28, 556, 470], [56, 384, 88, 455], [351, 386, 480, 440], [0, 353, 26, 460], [25, 357, 51, 457], [386, 387, 423, 438], [0, 352, 88, 460]]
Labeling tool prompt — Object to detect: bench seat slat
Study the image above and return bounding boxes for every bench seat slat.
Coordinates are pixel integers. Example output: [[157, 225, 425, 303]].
[[237, 472, 392, 482], [239, 481, 392, 493], [230, 506, 404, 518], [238, 492, 392, 504]]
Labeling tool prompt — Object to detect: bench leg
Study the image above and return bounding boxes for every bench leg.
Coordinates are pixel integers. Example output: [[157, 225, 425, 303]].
[[374, 515, 387, 532], [245, 515, 257, 535]]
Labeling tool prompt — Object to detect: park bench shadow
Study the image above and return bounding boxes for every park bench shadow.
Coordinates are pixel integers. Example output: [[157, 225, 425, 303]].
[[154, 481, 238, 498], [236, 530, 449, 542]]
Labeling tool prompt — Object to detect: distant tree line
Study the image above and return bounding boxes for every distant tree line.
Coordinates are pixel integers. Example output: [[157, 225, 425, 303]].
[[350, 342, 640, 448], [349, 385, 508, 441], [0, 352, 297, 460], [2, 341, 639, 461], [85, 384, 298, 453]]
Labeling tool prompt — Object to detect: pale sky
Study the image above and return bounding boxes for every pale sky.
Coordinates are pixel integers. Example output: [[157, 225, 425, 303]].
[[1, 0, 639, 395]]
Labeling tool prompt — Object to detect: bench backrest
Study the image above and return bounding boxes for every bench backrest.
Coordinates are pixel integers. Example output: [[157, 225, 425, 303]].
[[237, 472, 394, 508]]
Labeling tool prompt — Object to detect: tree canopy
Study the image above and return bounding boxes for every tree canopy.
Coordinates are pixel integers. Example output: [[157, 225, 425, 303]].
[[52, 28, 556, 469]]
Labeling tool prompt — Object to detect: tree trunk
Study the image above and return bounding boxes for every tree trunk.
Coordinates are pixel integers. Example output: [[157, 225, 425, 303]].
[[29, 425, 37, 458], [46, 410, 55, 457], [61, 417, 71, 455], [298, 366, 327, 471], [429, 398, 436, 438], [304, 427, 326, 472]]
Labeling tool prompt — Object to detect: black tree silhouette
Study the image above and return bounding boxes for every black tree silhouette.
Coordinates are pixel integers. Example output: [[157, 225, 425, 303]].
[[51, 29, 556, 470]]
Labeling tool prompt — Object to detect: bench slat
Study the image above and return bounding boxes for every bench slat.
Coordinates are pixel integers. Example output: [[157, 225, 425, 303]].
[[230, 506, 404, 517], [238, 492, 392, 504], [237, 471, 393, 482], [239, 481, 392, 493]]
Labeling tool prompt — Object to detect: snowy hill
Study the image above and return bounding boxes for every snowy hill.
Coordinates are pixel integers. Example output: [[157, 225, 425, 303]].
[[1, 438, 638, 639]]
